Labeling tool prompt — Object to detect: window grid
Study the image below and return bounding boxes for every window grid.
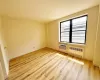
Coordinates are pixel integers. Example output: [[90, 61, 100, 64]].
[[60, 15, 88, 44]]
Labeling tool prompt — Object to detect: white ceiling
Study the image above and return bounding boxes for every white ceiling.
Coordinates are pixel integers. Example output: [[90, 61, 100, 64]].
[[0, 0, 99, 23]]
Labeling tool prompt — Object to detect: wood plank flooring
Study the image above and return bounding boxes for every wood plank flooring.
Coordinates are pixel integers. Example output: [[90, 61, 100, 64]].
[[8, 48, 100, 80]]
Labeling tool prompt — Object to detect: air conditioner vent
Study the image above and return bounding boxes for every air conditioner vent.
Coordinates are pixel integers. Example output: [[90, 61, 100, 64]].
[[59, 44, 66, 50]]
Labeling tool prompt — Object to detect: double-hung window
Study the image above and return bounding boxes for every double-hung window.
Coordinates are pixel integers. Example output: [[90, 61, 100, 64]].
[[60, 15, 88, 44]]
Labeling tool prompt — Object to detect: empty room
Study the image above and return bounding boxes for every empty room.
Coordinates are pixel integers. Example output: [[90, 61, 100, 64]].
[[0, 0, 100, 80]]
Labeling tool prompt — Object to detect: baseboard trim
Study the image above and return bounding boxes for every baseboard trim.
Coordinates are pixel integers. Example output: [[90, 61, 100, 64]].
[[10, 47, 47, 61]]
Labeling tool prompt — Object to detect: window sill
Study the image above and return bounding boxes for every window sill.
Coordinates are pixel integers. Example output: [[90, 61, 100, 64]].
[[59, 42, 86, 47]]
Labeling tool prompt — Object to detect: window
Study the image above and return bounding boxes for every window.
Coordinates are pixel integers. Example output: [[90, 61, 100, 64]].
[[60, 15, 87, 44]]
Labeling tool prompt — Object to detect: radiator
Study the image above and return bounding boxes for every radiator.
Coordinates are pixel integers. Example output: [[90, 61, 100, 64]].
[[69, 46, 84, 57]]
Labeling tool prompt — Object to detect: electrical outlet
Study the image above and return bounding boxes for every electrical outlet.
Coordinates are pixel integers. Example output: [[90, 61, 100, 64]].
[[33, 47, 35, 49]]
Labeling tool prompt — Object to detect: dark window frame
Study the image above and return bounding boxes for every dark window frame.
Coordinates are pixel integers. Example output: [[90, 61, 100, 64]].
[[60, 15, 88, 44]]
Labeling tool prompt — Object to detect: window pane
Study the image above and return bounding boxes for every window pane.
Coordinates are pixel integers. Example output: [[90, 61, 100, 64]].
[[61, 21, 70, 32], [72, 37, 85, 43], [60, 15, 87, 44], [61, 32, 69, 42], [61, 32, 69, 37], [61, 21, 70, 27], [72, 31, 85, 37], [72, 31, 85, 43], [60, 21, 70, 42], [72, 16, 87, 31], [72, 16, 87, 44], [61, 37, 69, 42], [61, 27, 70, 32]]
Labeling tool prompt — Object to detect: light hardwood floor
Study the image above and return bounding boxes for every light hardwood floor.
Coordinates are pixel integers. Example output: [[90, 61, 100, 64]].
[[8, 48, 100, 80]]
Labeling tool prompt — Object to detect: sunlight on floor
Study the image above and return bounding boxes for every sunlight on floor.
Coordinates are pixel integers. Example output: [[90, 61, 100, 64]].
[[56, 53, 84, 65], [56, 53, 66, 58], [68, 57, 84, 65]]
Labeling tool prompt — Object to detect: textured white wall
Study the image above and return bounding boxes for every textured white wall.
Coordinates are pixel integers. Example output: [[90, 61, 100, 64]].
[[1, 16, 46, 59], [93, 4, 100, 66], [0, 17, 9, 79], [0, 62, 4, 80]]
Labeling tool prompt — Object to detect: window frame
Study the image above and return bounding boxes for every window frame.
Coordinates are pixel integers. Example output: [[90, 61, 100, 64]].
[[60, 15, 88, 44]]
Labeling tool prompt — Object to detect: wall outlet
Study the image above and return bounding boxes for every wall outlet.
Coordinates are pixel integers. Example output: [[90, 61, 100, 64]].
[[33, 47, 35, 49]]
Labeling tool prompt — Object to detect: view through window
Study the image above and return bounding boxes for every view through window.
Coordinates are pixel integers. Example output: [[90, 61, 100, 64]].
[[60, 15, 87, 44]]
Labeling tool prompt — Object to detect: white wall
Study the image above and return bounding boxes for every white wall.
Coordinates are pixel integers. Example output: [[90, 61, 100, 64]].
[[93, 4, 100, 67], [46, 6, 99, 61], [1, 16, 46, 59], [0, 62, 4, 80], [0, 17, 9, 79]]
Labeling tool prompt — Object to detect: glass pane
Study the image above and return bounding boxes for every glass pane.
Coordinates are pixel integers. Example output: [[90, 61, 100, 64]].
[[60, 21, 70, 42], [61, 32, 69, 37], [61, 37, 69, 42], [61, 27, 70, 32], [61, 21, 70, 27], [72, 31, 85, 43], [72, 16, 87, 31], [61, 21, 70, 32], [72, 31, 85, 37], [72, 37, 85, 43]]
